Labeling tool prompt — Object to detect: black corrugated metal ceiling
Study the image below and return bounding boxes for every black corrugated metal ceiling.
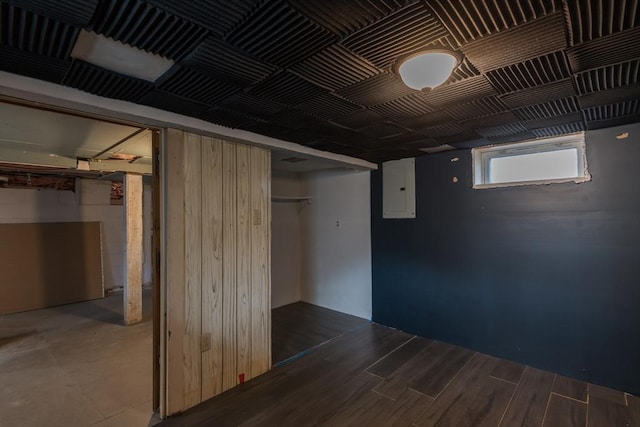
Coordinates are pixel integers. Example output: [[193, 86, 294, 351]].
[[1, 0, 639, 163]]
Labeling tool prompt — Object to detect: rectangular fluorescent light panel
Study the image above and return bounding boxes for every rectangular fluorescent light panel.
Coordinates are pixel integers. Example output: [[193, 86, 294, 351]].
[[71, 30, 174, 82]]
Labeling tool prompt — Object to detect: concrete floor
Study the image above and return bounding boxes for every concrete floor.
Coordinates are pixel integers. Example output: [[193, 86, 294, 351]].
[[0, 289, 159, 427]]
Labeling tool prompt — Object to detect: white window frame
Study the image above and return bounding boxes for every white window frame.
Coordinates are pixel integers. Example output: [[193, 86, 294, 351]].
[[472, 132, 591, 189]]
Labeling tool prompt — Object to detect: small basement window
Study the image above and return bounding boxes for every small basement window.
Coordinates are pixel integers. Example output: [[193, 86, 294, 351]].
[[472, 132, 590, 189]]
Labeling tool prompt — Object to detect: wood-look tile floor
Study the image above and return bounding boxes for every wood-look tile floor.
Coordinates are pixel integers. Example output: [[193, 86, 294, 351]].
[[271, 302, 370, 365], [161, 314, 640, 426]]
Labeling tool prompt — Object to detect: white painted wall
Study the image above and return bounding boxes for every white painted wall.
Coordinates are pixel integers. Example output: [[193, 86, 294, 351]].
[[300, 170, 372, 319], [270, 171, 303, 308], [0, 178, 152, 290]]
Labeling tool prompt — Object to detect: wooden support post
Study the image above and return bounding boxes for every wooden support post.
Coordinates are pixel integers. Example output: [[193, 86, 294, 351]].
[[124, 173, 143, 325]]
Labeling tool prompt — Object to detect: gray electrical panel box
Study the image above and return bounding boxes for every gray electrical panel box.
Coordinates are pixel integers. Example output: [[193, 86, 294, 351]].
[[383, 158, 416, 219]]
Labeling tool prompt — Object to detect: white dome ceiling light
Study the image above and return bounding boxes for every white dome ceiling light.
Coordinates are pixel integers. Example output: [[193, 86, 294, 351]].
[[396, 50, 461, 91]]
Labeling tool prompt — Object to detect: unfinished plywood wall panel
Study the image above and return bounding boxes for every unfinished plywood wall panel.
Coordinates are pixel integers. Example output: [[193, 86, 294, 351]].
[[183, 133, 202, 409], [250, 146, 271, 377], [221, 141, 237, 393], [201, 136, 223, 401], [0, 222, 104, 315], [236, 144, 252, 383], [165, 128, 186, 415], [164, 130, 271, 415]]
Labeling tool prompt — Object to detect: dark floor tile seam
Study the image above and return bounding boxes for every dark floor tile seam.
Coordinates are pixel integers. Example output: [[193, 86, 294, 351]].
[[490, 374, 521, 386], [540, 376, 557, 427], [364, 335, 418, 375], [370, 387, 398, 401], [409, 351, 478, 400], [273, 321, 374, 368], [496, 366, 525, 427], [550, 391, 589, 404], [585, 401, 590, 427]]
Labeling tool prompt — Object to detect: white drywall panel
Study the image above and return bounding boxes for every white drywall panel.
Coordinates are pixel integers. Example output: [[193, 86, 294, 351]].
[[301, 170, 372, 319], [271, 170, 303, 308]]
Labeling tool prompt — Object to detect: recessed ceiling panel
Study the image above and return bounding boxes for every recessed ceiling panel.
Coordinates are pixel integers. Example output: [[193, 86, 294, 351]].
[[422, 75, 497, 108], [486, 51, 572, 94], [1, 0, 639, 163], [342, 2, 448, 68], [201, 108, 263, 129], [337, 73, 415, 107], [567, 27, 640, 72], [444, 96, 508, 120], [225, 0, 337, 68], [574, 59, 640, 94], [248, 72, 327, 106], [371, 94, 434, 120], [290, 0, 407, 37], [1, 3, 79, 59], [513, 97, 581, 121], [290, 45, 380, 91], [3, 0, 98, 27], [91, 0, 208, 59], [477, 122, 529, 138], [398, 110, 454, 130], [578, 84, 640, 109], [499, 79, 577, 108], [359, 123, 408, 139], [218, 93, 286, 120], [64, 60, 152, 102], [462, 12, 567, 72], [462, 111, 520, 130], [523, 112, 585, 130], [0, 45, 70, 82], [531, 122, 586, 137], [428, 0, 561, 45], [330, 109, 385, 130], [269, 109, 326, 131], [565, 0, 640, 45], [295, 94, 362, 120], [181, 37, 276, 86], [159, 67, 239, 105], [420, 122, 470, 138], [584, 101, 640, 122], [487, 130, 537, 143], [149, 0, 259, 36], [138, 89, 210, 118]]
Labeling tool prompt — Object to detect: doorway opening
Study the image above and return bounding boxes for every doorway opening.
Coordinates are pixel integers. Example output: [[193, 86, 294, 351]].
[[0, 99, 161, 425]]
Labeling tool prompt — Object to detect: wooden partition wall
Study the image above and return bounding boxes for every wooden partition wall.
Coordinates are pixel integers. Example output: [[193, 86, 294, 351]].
[[164, 129, 271, 415]]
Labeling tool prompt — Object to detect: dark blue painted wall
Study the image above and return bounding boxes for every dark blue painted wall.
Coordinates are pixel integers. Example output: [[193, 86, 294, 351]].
[[371, 124, 640, 394]]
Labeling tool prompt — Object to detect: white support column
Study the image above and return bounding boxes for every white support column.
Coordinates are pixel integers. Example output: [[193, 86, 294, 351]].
[[124, 173, 143, 325]]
